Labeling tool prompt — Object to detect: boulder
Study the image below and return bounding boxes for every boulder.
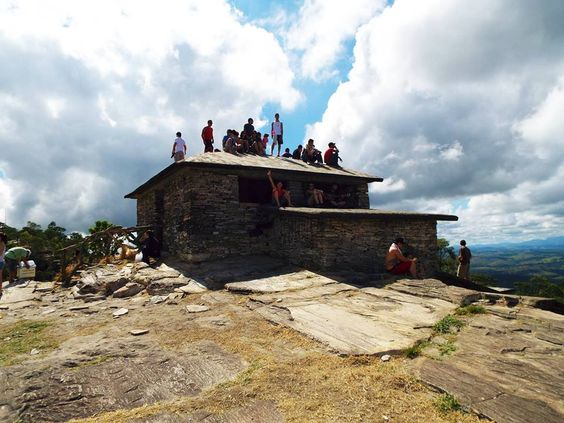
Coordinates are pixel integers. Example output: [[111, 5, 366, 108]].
[[112, 282, 145, 299], [146, 276, 193, 295]]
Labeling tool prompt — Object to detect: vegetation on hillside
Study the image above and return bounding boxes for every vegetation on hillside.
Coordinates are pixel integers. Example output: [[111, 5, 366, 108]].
[[0, 219, 121, 281]]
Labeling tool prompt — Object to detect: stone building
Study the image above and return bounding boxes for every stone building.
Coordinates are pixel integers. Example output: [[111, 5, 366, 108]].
[[125, 153, 457, 275]]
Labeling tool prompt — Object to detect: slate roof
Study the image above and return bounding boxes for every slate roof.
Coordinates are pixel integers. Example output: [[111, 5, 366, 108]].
[[125, 152, 383, 198]]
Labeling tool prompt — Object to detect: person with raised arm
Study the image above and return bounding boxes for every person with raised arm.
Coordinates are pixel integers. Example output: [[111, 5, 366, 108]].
[[267, 170, 293, 208]]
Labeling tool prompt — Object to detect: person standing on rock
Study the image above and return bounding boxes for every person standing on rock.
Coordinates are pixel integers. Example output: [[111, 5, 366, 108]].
[[0, 233, 7, 298], [171, 132, 187, 162], [385, 237, 417, 277], [457, 240, 472, 280]]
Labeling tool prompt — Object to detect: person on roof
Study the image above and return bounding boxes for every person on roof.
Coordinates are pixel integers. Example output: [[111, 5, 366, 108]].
[[267, 170, 293, 208], [270, 113, 284, 157], [171, 132, 186, 162], [281, 148, 292, 158], [302, 139, 323, 164], [324, 142, 342, 167], [201, 120, 214, 153]]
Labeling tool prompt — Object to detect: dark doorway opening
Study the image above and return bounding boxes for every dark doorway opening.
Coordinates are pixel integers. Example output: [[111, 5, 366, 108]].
[[238, 178, 273, 204]]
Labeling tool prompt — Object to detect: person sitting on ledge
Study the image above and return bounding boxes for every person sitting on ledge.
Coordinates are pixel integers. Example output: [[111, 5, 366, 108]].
[[325, 184, 347, 207], [140, 230, 161, 265], [384, 237, 417, 277], [267, 170, 293, 208], [306, 183, 325, 206]]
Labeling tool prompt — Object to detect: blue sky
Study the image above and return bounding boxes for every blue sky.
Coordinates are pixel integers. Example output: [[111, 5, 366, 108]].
[[1, 0, 564, 246]]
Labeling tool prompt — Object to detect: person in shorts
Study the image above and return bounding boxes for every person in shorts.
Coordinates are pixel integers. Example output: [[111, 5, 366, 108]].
[[384, 237, 417, 277], [4, 247, 32, 285], [171, 132, 186, 162], [267, 170, 293, 207], [270, 113, 283, 157]]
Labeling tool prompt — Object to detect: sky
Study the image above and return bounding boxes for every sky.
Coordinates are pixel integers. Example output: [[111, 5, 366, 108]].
[[1, 0, 563, 245]]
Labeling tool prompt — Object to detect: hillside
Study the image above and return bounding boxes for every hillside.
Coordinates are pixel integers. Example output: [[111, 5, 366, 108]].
[[1, 256, 562, 423]]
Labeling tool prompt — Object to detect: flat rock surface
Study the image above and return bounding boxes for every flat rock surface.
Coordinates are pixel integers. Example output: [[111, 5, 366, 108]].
[[413, 305, 564, 423], [1, 256, 562, 423], [226, 270, 336, 293], [250, 281, 458, 355], [0, 338, 246, 422]]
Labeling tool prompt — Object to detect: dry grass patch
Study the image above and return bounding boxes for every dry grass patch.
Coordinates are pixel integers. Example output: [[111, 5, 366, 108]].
[[71, 300, 483, 423]]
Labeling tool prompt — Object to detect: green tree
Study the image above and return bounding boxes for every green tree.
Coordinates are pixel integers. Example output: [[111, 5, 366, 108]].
[[515, 275, 564, 303], [88, 220, 117, 259], [437, 238, 457, 273]]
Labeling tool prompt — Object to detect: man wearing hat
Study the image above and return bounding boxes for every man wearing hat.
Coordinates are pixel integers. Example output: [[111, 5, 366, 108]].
[[324, 142, 341, 167], [384, 237, 417, 277]]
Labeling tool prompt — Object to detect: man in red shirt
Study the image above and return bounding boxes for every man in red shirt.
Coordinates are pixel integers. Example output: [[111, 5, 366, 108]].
[[201, 120, 214, 153], [324, 142, 341, 167]]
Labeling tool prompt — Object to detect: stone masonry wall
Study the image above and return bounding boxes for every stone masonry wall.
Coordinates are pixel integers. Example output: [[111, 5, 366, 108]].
[[272, 213, 438, 276], [133, 167, 438, 273], [147, 169, 272, 261]]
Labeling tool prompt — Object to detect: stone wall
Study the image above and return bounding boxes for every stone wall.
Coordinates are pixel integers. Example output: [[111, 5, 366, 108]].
[[141, 169, 273, 261], [272, 212, 438, 276], [133, 168, 439, 275]]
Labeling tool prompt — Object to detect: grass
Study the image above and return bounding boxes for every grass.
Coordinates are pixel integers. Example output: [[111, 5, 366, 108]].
[[404, 340, 429, 359], [438, 340, 457, 356], [68, 301, 482, 423], [455, 305, 486, 316], [0, 320, 57, 366], [435, 393, 462, 413], [433, 315, 465, 334]]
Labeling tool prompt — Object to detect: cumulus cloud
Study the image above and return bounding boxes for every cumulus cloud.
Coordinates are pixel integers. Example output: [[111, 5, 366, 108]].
[[306, 0, 564, 243], [0, 0, 301, 231], [285, 0, 387, 81]]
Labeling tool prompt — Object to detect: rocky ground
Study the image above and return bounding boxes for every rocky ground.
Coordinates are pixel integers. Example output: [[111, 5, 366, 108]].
[[0, 257, 562, 423]]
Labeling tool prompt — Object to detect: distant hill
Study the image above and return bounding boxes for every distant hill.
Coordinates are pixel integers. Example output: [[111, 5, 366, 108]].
[[474, 236, 564, 251], [469, 237, 564, 288]]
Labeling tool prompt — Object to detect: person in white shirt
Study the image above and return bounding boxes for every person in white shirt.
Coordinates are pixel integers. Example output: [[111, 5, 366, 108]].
[[270, 113, 283, 157], [171, 132, 187, 162]]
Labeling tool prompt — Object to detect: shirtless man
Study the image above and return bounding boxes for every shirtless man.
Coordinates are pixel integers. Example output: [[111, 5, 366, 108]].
[[384, 237, 417, 277]]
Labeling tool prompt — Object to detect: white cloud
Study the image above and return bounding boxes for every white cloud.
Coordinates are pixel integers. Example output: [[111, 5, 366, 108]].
[[0, 0, 301, 231], [307, 0, 564, 243], [285, 0, 387, 81]]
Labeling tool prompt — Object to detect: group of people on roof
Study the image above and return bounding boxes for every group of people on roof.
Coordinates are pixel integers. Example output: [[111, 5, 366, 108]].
[[170, 113, 342, 167]]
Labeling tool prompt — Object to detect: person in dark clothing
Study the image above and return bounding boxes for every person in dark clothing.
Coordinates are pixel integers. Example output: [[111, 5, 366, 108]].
[[281, 148, 292, 158], [457, 240, 472, 280], [140, 231, 161, 264], [292, 145, 303, 159]]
